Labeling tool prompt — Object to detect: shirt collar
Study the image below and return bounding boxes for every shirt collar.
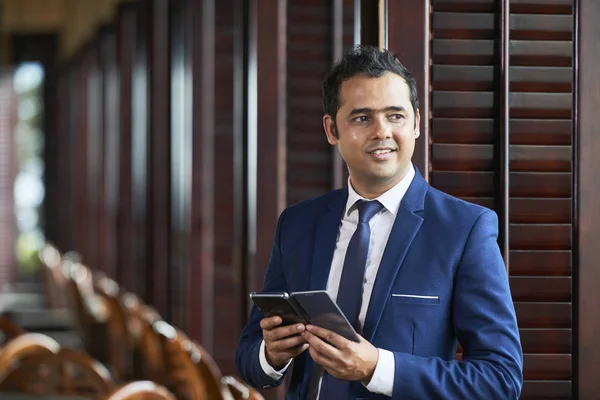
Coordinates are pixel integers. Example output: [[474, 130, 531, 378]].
[[345, 163, 415, 217]]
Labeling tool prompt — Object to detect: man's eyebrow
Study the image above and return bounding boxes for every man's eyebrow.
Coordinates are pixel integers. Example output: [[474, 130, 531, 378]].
[[348, 106, 407, 116]]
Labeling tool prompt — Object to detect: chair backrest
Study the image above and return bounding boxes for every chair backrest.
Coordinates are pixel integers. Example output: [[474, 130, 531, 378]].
[[64, 261, 110, 366], [121, 293, 163, 381], [0, 347, 115, 399], [188, 341, 228, 399], [107, 380, 177, 400], [94, 275, 131, 380], [39, 243, 65, 309], [222, 376, 264, 400], [153, 321, 208, 400], [0, 333, 60, 380]]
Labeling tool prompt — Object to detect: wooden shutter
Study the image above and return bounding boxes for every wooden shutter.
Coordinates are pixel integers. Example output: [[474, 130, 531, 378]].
[[430, 0, 574, 398], [508, 1, 573, 398]]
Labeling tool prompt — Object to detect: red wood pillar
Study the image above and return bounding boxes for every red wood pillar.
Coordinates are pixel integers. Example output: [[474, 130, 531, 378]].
[[575, 0, 600, 397]]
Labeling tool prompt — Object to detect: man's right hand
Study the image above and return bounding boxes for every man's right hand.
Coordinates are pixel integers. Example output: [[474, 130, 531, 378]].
[[261, 316, 309, 370]]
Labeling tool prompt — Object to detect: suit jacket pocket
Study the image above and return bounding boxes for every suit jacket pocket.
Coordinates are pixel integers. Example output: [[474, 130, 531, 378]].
[[391, 293, 440, 305]]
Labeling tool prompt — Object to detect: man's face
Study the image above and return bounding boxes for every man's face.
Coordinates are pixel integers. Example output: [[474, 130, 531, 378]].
[[323, 72, 420, 191]]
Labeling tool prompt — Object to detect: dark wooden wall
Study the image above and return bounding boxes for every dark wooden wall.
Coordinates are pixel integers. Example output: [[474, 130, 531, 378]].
[[45, 0, 600, 398]]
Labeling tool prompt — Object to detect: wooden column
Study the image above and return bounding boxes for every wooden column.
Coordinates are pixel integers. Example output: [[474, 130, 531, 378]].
[[575, 0, 600, 396], [247, 0, 287, 294], [147, 0, 171, 318], [233, 0, 249, 334], [387, 0, 430, 180], [212, 0, 242, 373], [100, 26, 120, 280], [188, 0, 215, 349], [67, 64, 80, 252], [248, 1, 287, 398], [131, 1, 150, 299], [499, 0, 510, 268], [75, 51, 90, 262], [85, 45, 103, 273], [168, 0, 191, 336], [116, 3, 136, 291]]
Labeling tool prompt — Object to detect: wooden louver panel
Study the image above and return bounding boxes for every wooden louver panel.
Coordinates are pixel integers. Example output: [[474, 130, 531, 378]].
[[430, 0, 499, 212], [430, 0, 574, 398], [509, 1, 573, 399]]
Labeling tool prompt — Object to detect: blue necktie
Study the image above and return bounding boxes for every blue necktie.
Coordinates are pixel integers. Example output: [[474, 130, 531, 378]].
[[318, 199, 383, 399]]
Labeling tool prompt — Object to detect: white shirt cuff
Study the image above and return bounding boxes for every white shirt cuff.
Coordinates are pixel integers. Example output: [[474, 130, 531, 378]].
[[364, 348, 395, 396], [259, 340, 292, 380]]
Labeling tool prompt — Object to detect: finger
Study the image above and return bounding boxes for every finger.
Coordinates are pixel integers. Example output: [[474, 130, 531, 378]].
[[305, 324, 348, 349], [302, 331, 340, 360], [308, 343, 336, 370], [287, 343, 310, 358], [268, 333, 307, 352], [270, 342, 309, 361], [260, 316, 283, 330], [265, 323, 305, 342]]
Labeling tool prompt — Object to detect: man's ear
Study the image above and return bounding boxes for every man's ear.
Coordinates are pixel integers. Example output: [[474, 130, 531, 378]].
[[323, 115, 338, 145], [414, 109, 421, 138]]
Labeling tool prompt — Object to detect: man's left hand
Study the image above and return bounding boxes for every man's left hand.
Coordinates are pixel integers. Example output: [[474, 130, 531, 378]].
[[301, 324, 379, 382]]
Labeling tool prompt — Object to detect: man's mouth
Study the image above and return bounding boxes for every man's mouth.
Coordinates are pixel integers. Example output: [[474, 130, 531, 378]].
[[368, 148, 396, 154]]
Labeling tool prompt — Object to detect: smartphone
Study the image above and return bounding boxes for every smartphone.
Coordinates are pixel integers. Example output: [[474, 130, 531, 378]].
[[249, 292, 309, 326]]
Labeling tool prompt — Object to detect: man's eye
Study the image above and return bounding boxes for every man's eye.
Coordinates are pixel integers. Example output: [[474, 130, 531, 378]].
[[390, 114, 405, 120], [353, 116, 369, 123]]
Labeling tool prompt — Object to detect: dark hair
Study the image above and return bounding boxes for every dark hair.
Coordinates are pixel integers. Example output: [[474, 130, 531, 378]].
[[322, 45, 419, 122]]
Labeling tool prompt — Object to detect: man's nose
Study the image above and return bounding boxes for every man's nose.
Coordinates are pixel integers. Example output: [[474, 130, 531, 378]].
[[372, 118, 392, 140]]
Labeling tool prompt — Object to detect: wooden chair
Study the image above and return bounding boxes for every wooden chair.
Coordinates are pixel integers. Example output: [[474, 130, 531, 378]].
[[0, 333, 60, 380], [66, 261, 110, 363], [121, 292, 163, 381], [39, 243, 64, 309], [222, 376, 264, 400], [0, 347, 115, 398], [188, 341, 233, 400], [94, 275, 131, 380], [107, 381, 177, 400], [152, 320, 208, 400]]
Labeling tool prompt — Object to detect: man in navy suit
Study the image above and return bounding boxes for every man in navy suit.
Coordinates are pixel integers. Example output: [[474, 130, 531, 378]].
[[236, 46, 523, 399]]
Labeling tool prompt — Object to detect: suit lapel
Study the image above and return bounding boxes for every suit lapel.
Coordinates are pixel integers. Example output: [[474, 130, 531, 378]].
[[309, 189, 347, 290], [362, 171, 428, 341]]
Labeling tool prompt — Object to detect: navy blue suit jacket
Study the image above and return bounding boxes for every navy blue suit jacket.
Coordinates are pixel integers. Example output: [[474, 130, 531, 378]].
[[236, 170, 523, 399]]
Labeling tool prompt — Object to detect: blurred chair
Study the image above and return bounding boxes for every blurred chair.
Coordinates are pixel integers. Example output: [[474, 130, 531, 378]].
[[66, 261, 110, 363], [39, 243, 66, 309], [94, 274, 131, 380], [152, 320, 208, 400], [107, 381, 177, 400], [0, 347, 114, 399], [188, 341, 234, 400], [0, 333, 60, 380], [121, 292, 163, 381], [222, 376, 264, 400]]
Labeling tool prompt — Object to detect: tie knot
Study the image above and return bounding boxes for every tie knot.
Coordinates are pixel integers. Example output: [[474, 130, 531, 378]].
[[356, 200, 383, 224]]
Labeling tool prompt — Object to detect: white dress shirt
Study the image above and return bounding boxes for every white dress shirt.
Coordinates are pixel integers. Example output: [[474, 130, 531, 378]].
[[259, 164, 416, 398]]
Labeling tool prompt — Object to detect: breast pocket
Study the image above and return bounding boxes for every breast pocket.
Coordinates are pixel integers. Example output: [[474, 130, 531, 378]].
[[391, 293, 440, 305]]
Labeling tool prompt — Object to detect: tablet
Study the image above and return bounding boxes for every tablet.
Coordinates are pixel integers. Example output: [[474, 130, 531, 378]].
[[291, 290, 360, 342]]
